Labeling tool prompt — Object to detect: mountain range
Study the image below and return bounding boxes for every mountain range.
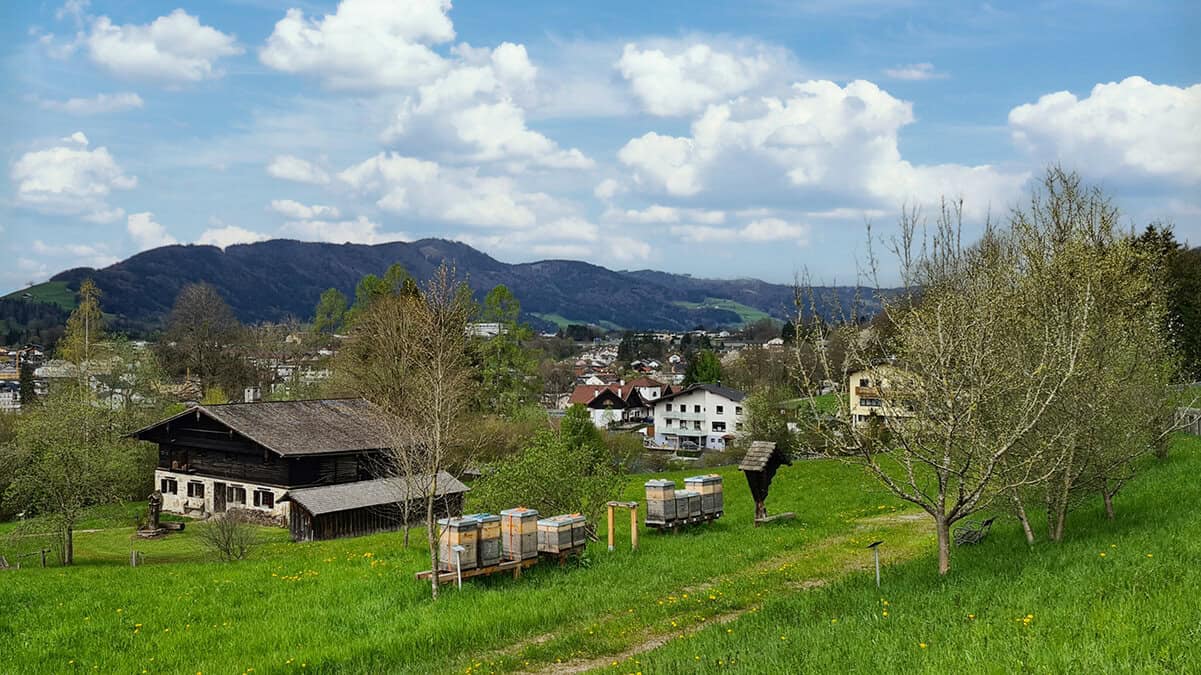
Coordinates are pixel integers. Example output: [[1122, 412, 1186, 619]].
[[6, 238, 879, 335]]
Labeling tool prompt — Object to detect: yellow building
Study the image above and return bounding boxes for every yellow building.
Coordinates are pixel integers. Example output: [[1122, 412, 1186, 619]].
[[847, 365, 913, 426]]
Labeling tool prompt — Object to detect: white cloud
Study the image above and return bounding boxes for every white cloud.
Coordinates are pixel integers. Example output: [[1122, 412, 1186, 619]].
[[604, 204, 727, 225], [617, 41, 788, 116], [270, 199, 340, 219], [338, 152, 566, 229], [670, 217, 808, 244], [279, 216, 409, 244], [126, 212, 177, 250], [11, 133, 136, 223], [260, 0, 454, 90], [85, 10, 242, 83], [266, 155, 330, 184], [1009, 76, 1201, 184], [197, 225, 270, 249], [618, 79, 1027, 215], [594, 178, 622, 201], [20, 240, 116, 274], [40, 92, 144, 115], [883, 63, 947, 81], [456, 216, 651, 263]]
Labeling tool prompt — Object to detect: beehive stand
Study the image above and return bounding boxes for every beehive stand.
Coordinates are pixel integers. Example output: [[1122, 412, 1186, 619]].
[[643, 475, 724, 530], [606, 501, 639, 551], [415, 556, 539, 583]]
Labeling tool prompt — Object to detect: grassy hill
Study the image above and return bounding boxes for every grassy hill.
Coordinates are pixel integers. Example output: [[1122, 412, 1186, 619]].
[[1, 281, 77, 311], [672, 297, 774, 325], [2, 436, 1196, 673]]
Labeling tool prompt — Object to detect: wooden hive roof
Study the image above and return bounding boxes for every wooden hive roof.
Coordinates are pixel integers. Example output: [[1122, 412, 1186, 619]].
[[738, 440, 778, 472], [281, 472, 470, 516], [132, 398, 396, 456]]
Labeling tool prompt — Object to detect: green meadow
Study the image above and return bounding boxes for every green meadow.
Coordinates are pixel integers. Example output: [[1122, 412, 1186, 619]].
[[2, 436, 1197, 674]]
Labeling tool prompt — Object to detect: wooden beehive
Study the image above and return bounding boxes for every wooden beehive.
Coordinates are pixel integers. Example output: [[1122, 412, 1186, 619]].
[[537, 515, 576, 554], [568, 513, 588, 548], [645, 479, 677, 523], [674, 489, 702, 519], [437, 517, 479, 571], [500, 507, 540, 561], [685, 474, 724, 515], [465, 513, 502, 567]]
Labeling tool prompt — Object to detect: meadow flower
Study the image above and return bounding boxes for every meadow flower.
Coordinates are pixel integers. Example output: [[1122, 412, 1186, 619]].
[[919, 642, 928, 649]]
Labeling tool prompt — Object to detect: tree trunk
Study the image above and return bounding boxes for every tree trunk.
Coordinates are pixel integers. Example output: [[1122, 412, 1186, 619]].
[[64, 525, 74, 566], [426, 492, 439, 600], [1050, 498, 1068, 542], [935, 516, 951, 576], [1103, 490, 1115, 520], [1012, 495, 1035, 545]]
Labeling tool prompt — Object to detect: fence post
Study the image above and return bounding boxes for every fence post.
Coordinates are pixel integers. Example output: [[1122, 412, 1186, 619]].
[[40, 549, 47, 568]]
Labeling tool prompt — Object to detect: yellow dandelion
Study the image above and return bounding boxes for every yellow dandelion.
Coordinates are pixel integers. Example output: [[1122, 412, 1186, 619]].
[[968, 614, 975, 620], [1146, 553, 1153, 558], [919, 642, 928, 649], [1100, 552, 1106, 557]]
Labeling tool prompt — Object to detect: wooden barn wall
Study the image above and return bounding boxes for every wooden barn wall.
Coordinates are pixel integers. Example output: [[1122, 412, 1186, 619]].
[[300, 494, 464, 542], [157, 445, 290, 485]]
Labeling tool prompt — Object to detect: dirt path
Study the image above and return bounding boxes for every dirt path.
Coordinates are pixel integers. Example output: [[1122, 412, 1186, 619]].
[[513, 511, 931, 675]]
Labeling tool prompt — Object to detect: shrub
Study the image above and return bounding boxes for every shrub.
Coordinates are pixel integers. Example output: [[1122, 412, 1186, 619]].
[[196, 510, 260, 562]]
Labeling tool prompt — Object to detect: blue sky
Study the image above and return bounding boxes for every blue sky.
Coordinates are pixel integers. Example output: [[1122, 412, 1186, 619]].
[[2, 0, 1198, 294]]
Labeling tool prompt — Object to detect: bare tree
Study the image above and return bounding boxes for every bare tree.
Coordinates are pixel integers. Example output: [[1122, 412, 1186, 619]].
[[196, 510, 260, 562], [792, 198, 1091, 575], [335, 264, 475, 599]]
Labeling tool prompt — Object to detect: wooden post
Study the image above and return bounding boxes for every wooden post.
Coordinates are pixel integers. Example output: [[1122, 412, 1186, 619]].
[[41, 549, 47, 568], [607, 504, 615, 552], [630, 504, 638, 551]]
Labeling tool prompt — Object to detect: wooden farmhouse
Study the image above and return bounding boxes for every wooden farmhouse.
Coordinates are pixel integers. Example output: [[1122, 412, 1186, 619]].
[[132, 398, 470, 540], [281, 472, 469, 542]]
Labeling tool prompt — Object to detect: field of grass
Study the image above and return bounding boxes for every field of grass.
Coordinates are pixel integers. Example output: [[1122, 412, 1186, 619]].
[[2, 437, 1197, 673], [2, 280, 76, 310], [671, 298, 773, 326], [531, 313, 623, 332]]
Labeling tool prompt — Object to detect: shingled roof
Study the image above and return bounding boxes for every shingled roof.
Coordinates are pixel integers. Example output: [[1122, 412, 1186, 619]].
[[281, 472, 470, 516], [132, 398, 395, 456], [738, 441, 778, 472], [657, 383, 747, 404]]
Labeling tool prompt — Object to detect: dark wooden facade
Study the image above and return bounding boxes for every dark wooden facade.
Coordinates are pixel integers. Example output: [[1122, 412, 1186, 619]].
[[288, 493, 465, 542], [134, 401, 387, 490]]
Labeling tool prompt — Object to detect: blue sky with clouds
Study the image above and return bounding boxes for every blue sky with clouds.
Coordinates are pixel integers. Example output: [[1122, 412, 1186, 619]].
[[2, 0, 1198, 293]]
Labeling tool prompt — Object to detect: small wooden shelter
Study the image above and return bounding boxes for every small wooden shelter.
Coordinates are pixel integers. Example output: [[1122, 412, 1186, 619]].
[[739, 441, 793, 525], [280, 471, 469, 542]]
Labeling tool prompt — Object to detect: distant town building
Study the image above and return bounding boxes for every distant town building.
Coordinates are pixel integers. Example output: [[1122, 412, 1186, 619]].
[[651, 383, 747, 450]]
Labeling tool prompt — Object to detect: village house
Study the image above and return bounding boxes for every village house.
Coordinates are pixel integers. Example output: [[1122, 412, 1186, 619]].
[[847, 365, 914, 426], [131, 398, 470, 540], [651, 383, 747, 450]]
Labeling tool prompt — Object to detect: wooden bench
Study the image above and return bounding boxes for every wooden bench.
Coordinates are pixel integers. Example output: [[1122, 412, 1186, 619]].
[[953, 517, 995, 546]]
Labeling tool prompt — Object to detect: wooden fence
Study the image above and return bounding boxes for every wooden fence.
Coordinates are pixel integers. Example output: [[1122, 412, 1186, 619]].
[[1180, 408, 1201, 436]]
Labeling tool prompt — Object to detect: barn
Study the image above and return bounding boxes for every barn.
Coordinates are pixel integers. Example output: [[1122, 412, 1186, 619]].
[[281, 472, 470, 542]]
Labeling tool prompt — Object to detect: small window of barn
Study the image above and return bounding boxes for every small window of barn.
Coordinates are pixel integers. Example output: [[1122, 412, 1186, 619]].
[[254, 489, 275, 509], [187, 482, 205, 498], [160, 478, 178, 494], [228, 486, 246, 505]]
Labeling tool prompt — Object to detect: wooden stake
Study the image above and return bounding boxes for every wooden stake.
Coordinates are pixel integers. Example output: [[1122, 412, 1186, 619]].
[[630, 504, 638, 551], [607, 504, 615, 551]]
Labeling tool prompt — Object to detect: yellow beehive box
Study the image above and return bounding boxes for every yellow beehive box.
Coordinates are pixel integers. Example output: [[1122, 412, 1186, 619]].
[[500, 507, 540, 560], [437, 517, 479, 571]]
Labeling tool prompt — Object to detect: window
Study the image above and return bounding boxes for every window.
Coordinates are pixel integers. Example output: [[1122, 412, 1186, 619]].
[[693, 404, 701, 413], [693, 421, 702, 430], [716, 405, 724, 414], [160, 477, 178, 494], [735, 406, 743, 415], [861, 398, 883, 407], [666, 403, 672, 412], [227, 486, 246, 505], [712, 421, 726, 432], [665, 418, 673, 427], [254, 489, 275, 509], [187, 481, 205, 498]]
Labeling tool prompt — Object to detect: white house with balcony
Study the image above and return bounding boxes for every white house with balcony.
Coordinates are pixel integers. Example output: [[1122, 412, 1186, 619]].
[[651, 383, 747, 450]]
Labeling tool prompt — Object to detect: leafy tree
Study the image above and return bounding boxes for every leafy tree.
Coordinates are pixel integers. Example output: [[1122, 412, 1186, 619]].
[[781, 320, 796, 344], [1135, 225, 1201, 380], [476, 285, 538, 414], [3, 385, 151, 564], [18, 359, 37, 407], [470, 407, 629, 536], [313, 288, 348, 335], [58, 279, 104, 366], [683, 350, 722, 386], [741, 390, 797, 456]]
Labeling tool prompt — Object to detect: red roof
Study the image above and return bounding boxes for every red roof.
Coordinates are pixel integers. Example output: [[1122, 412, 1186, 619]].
[[568, 383, 626, 405], [625, 376, 664, 389]]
